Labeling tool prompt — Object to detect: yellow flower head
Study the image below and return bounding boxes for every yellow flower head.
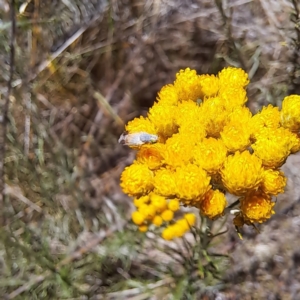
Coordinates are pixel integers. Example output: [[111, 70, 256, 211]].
[[161, 209, 174, 222], [179, 121, 206, 145], [174, 68, 202, 101], [125, 116, 157, 134], [175, 100, 206, 143], [221, 121, 251, 152], [161, 213, 196, 240], [136, 143, 165, 170], [221, 151, 263, 196], [175, 164, 211, 202], [240, 190, 275, 223], [290, 132, 300, 153], [171, 222, 188, 238], [133, 195, 150, 208], [193, 138, 227, 174], [162, 226, 175, 240], [199, 189, 227, 219], [173, 217, 193, 237], [199, 74, 219, 97], [120, 162, 154, 196], [184, 213, 197, 226], [200, 97, 228, 137], [218, 86, 248, 109], [218, 67, 249, 88], [156, 84, 179, 106], [168, 199, 180, 212], [250, 105, 280, 139], [150, 193, 168, 212], [138, 225, 148, 232], [220, 106, 252, 153], [148, 103, 178, 138], [227, 106, 252, 124], [162, 133, 195, 167], [280, 95, 300, 132], [139, 203, 156, 220], [174, 100, 201, 127], [261, 169, 287, 195], [252, 127, 295, 168], [132, 211, 146, 225], [153, 168, 177, 197], [152, 215, 163, 226]]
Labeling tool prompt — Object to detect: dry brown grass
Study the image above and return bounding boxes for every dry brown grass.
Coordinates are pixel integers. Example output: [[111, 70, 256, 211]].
[[0, 0, 299, 299]]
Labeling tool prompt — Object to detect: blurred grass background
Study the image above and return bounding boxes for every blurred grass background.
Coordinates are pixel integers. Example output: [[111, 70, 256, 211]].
[[0, 0, 300, 299]]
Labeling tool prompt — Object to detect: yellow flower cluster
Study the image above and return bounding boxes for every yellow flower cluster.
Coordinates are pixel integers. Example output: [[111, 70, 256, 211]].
[[120, 67, 300, 240]]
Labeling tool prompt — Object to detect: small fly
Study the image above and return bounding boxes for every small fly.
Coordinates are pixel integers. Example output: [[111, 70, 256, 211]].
[[118, 131, 158, 146]]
